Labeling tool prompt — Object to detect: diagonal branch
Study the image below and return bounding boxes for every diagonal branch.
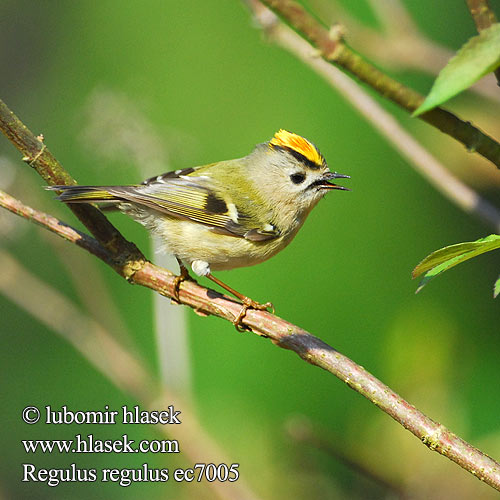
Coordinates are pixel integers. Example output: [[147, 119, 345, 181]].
[[0, 98, 146, 277], [257, 0, 500, 169], [2, 193, 500, 491], [319, 0, 499, 102], [1, 100, 500, 491]]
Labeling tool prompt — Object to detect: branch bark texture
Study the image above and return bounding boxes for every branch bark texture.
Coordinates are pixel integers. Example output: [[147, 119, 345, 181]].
[[467, 0, 498, 31], [0, 99, 499, 491], [259, 0, 500, 169]]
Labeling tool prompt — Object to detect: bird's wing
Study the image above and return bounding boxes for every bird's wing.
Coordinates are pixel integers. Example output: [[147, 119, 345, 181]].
[[109, 169, 281, 242]]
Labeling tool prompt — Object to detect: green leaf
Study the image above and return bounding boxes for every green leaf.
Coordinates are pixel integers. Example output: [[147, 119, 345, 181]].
[[412, 234, 500, 293], [413, 23, 500, 116], [412, 235, 500, 278], [494, 276, 500, 298]]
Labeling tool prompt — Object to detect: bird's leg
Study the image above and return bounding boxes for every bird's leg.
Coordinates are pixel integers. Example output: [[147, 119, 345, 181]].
[[205, 273, 274, 330], [172, 258, 193, 303]]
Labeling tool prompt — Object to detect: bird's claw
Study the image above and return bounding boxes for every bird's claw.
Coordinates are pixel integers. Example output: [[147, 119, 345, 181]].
[[171, 275, 185, 303], [233, 299, 274, 332], [171, 271, 193, 303]]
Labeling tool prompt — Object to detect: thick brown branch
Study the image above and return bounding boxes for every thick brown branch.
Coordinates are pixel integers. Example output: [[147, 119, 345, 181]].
[[3, 189, 500, 492], [466, 0, 500, 86], [0, 98, 146, 277], [259, 0, 500, 168]]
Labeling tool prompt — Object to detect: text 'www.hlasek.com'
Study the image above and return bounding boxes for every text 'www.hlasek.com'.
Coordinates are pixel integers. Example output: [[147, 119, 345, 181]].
[[21, 405, 239, 487]]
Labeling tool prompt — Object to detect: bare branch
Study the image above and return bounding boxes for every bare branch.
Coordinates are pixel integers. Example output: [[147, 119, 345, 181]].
[[257, 0, 500, 169], [2, 187, 500, 491]]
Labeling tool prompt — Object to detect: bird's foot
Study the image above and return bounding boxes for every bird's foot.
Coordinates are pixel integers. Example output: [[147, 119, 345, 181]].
[[171, 265, 193, 303], [233, 298, 274, 332]]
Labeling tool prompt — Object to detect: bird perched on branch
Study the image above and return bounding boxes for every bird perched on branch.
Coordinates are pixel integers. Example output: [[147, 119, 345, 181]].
[[48, 130, 349, 326]]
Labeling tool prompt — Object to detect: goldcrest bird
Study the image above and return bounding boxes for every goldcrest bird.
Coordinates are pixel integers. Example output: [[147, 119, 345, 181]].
[[48, 130, 349, 324]]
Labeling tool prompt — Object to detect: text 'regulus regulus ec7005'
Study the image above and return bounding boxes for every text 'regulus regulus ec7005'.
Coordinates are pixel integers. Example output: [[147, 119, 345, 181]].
[[48, 130, 349, 325]]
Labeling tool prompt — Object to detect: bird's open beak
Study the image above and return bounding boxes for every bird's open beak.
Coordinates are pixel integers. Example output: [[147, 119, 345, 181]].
[[319, 172, 351, 191]]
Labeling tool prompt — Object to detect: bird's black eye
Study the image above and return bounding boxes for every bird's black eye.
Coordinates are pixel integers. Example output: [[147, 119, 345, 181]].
[[290, 173, 306, 184]]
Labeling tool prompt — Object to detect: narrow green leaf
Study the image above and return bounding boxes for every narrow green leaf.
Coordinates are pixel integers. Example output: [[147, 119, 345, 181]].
[[412, 235, 500, 293], [415, 251, 474, 293], [494, 276, 500, 298], [412, 234, 500, 278], [413, 23, 500, 116]]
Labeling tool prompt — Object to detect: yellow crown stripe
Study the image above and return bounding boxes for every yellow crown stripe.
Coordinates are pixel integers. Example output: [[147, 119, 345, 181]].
[[269, 129, 324, 168]]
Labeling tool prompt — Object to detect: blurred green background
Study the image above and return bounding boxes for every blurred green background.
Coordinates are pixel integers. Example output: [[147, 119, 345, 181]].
[[1, 0, 499, 498]]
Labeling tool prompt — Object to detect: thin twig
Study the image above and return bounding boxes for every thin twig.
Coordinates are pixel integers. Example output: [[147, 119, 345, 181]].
[[2, 187, 500, 491], [466, 0, 500, 86], [258, 0, 500, 169], [247, 1, 500, 232]]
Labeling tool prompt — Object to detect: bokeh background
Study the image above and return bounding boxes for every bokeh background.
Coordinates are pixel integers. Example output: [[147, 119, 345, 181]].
[[1, 0, 499, 498]]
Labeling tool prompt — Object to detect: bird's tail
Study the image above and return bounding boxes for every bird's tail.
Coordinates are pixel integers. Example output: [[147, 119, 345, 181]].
[[46, 185, 127, 204]]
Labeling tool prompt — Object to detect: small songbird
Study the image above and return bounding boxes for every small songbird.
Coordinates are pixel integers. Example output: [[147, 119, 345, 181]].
[[48, 130, 349, 324]]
